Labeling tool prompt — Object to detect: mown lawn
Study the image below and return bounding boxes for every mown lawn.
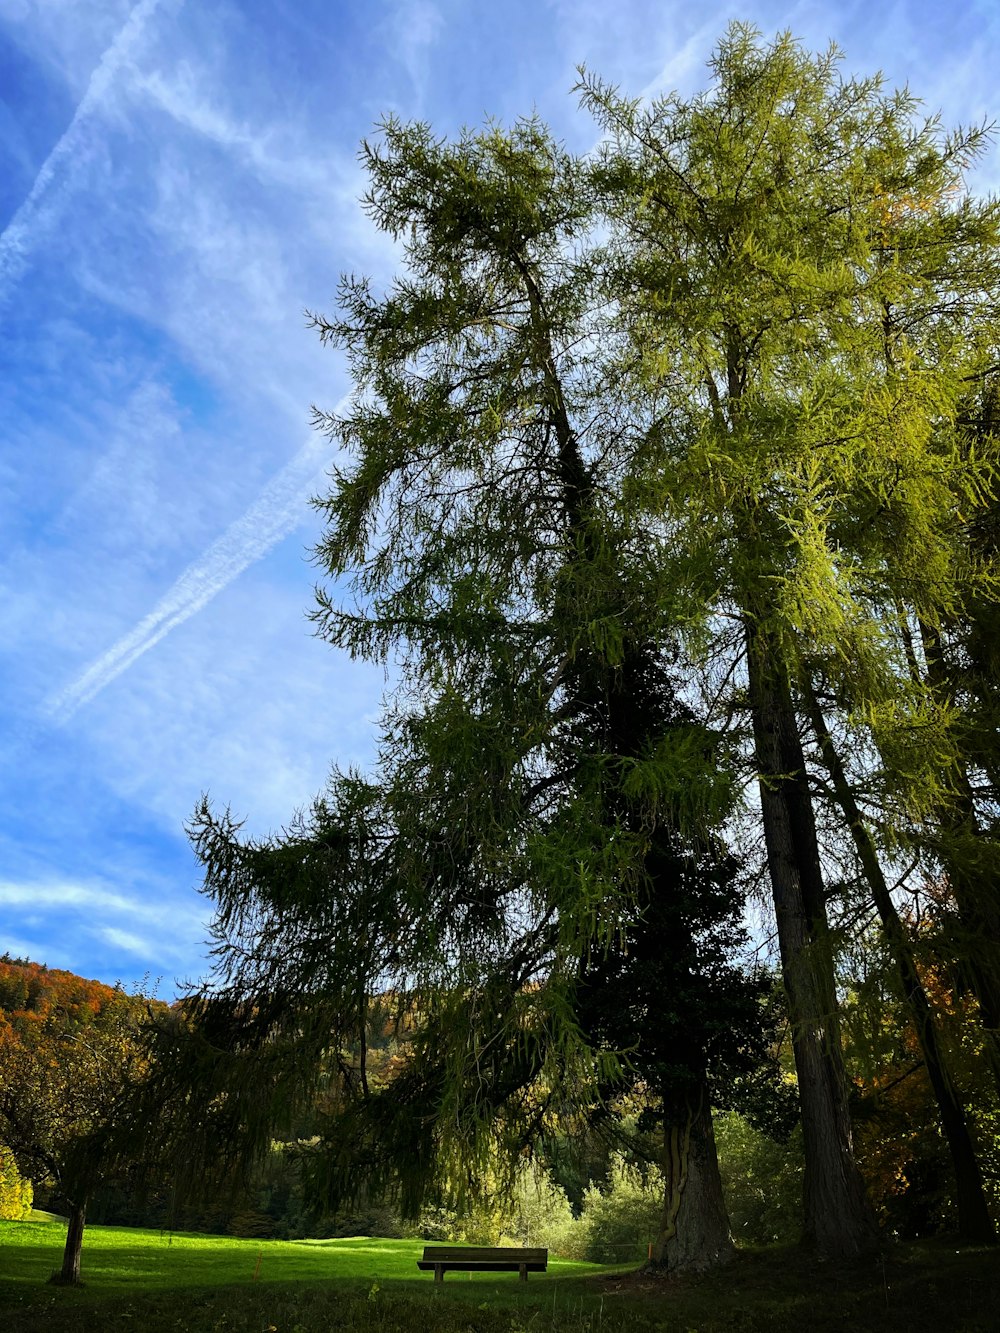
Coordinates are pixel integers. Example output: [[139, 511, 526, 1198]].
[[0, 1219, 997, 1332]]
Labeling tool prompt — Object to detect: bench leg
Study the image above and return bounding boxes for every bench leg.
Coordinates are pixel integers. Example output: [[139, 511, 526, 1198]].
[[434, 1265, 443, 1283], [519, 1263, 527, 1282]]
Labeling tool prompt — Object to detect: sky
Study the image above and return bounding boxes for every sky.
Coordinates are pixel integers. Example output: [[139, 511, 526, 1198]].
[[0, 0, 997, 998]]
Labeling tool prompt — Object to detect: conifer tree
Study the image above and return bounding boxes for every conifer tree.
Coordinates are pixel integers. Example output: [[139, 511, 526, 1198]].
[[180, 115, 768, 1273], [579, 23, 999, 1255]]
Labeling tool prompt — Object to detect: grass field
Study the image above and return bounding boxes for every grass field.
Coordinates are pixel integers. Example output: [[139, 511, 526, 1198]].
[[0, 1218, 997, 1332]]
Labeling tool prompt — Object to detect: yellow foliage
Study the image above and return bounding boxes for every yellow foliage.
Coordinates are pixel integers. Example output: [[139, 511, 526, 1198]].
[[0, 1144, 32, 1219]]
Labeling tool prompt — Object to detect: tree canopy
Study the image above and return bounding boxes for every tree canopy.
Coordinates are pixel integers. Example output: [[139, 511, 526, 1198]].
[[170, 23, 1000, 1267]]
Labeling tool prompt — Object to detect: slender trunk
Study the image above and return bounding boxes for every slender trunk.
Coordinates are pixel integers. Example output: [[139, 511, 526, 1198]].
[[806, 686, 996, 1243], [745, 615, 877, 1258], [650, 1087, 734, 1271], [53, 1201, 86, 1285], [919, 621, 1000, 1092]]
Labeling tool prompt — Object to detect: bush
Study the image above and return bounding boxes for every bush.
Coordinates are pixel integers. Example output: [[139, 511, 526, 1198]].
[[578, 1156, 662, 1264], [502, 1167, 585, 1257], [714, 1110, 803, 1245], [0, 1146, 32, 1220]]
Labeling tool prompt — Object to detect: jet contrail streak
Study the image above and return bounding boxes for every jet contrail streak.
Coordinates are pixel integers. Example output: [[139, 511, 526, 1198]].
[[49, 424, 343, 721], [0, 0, 167, 301]]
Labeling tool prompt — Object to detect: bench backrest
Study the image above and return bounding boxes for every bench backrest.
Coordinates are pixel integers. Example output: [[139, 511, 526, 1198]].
[[420, 1246, 547, 1263]]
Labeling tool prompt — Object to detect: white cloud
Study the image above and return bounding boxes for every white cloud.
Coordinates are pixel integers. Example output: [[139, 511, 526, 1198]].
[[0, 877, 201, 930], [0, 876, 209, 983], [385, 0, 443, 108], [0, 874, 208, 970], [132, 59, 360, 199], [64, 567, 385, 838], [100, 925, 159, 957], [0, 936, 74, 968]]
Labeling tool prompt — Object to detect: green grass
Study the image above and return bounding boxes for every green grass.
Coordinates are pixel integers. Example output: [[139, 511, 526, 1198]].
[[0, 1219, 997, 1332], [3, 1221, 582, 1289]]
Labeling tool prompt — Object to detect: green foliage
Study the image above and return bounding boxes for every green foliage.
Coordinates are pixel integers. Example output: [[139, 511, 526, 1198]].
[[502, 1168, 581, 1257], [714, 1114, 804, 1246], [0, 958, 168, 1284], [0, 960, 156, 1203], [170, 76, 765, 1264], [576, 1156, 663, 1265], [836, 919, 1000, 1237], [159, 23, 1000, 1262], [580, 22, 1000, 1252]]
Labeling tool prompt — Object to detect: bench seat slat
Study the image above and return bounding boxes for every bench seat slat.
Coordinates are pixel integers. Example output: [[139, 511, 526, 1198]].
[[420, 1247, 546, 1260], [416, 1260, 547, 1270], [417, 1245, 548, 1282]]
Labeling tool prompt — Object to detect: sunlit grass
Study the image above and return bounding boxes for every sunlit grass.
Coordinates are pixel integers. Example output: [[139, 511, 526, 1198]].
[[0, 1219, 605, 1293]]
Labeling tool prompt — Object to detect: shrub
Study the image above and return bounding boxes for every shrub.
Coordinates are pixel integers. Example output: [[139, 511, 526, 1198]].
[[502, 1168, 585, 1257], [714, 1110, 803, 1245], [0, 1145, 32, 1220], [578, 1156, 662, 1264]]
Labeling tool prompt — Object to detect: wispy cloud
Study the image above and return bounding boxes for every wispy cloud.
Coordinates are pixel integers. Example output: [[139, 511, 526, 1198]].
[[0, 0, 170, 306], [134, 61, 357, 196], [47, 406, 348, 721], [0, 877, 207, 972], [101, 925, 159, 957], [0, 936, 73, 969], [385, 0, 442, 108], [0, 877, 196, 925], [0, 879, 133, 912]]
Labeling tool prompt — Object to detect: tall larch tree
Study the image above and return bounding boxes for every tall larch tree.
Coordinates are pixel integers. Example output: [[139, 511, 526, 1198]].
[[175, 116, 770, 1273], [580, 23, 999, 1255]]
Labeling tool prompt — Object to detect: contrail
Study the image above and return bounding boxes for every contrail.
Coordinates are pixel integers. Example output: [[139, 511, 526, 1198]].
[[49, 423, 345, 721], [0, 0, 168, 301]]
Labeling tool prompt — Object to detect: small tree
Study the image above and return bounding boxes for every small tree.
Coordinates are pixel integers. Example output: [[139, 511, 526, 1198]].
[[0, 958, 155, 1284]]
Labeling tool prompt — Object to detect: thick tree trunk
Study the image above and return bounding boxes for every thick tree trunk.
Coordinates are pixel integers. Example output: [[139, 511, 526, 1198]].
[[745, 617, 877, 1258], [53, 1202, 86, 1286], [650, 1089, 734, 1272], [806, 686, 996, 1243]]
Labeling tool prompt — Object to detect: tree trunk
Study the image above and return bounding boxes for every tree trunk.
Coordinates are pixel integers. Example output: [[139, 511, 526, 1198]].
[[806, 685, 996, 1243], [53, 1201, 86, 1286], [745, 616, 878, 1258], [650, 1089, 734, 1272], [918, 621, 1000, 1094]]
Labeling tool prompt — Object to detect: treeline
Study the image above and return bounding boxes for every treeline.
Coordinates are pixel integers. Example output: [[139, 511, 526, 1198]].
[[2, 937, 996, 1270]]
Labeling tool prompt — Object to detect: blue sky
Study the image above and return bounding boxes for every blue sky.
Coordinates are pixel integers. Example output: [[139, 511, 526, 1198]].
[[1, 0, 997, 998]]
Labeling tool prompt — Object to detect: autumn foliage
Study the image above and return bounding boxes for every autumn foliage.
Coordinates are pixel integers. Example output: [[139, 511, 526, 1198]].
[[0, 956, 162, 1282]]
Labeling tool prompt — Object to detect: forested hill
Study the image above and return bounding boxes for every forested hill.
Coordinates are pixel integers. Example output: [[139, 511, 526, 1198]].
[[0, 956, 137, 1016]]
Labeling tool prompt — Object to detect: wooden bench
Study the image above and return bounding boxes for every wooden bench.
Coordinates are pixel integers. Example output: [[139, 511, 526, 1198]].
[[417, 1245, 548, 1283]]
